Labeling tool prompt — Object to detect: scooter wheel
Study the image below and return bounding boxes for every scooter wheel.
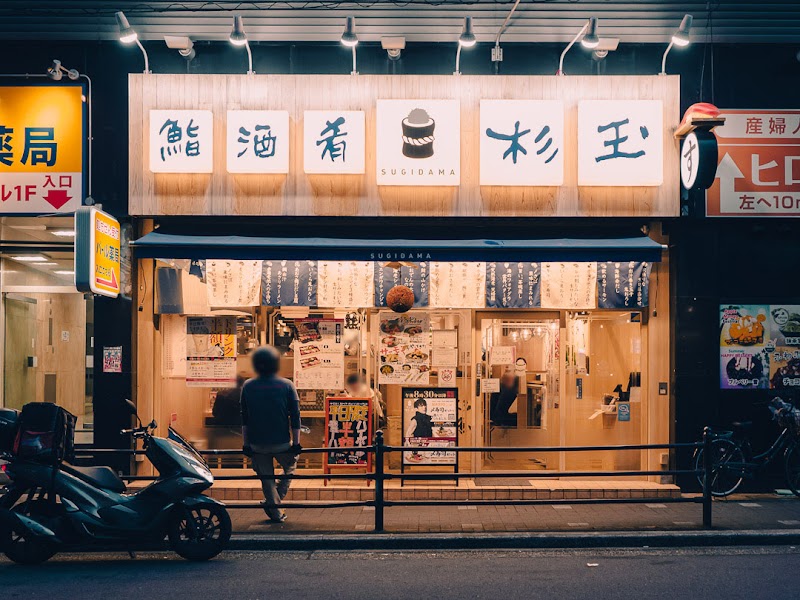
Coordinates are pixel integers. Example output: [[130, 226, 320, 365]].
[[2, 524, 57, 565], [167, 503, 232, 561]]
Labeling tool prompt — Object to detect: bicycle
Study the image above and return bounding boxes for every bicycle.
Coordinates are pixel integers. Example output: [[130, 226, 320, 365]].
[[694, 397, 800, 497]]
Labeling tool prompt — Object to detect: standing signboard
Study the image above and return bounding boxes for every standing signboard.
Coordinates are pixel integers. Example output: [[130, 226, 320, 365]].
[[324, 397, 372, 482], [0, 85, 85, 214], [707, 109, 800, 216], [401, 387, 458, 468], [75, 206, 121, 298]]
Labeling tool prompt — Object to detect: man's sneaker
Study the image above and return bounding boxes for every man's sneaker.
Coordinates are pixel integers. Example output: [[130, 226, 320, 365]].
[[269, 512, 287, 523]]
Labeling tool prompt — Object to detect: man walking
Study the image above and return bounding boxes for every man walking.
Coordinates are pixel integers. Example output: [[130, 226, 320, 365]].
[[241, 345, 302, 522]]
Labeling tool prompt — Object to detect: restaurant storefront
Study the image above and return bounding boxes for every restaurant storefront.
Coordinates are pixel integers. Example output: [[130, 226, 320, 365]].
[[129, 73, 677, 490]]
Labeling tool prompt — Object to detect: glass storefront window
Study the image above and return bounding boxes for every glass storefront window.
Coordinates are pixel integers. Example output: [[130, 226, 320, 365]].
[[0, 216, 94, 443], [564, 311, 644, 471]]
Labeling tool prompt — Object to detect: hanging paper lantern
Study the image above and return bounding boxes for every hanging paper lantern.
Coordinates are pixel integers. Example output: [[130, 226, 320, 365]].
[[387, 285, 414, 313]]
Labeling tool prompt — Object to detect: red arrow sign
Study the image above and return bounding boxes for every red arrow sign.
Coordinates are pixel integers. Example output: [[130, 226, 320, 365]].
[[43, 189, 72, 210], [96, 269, 118, 291]]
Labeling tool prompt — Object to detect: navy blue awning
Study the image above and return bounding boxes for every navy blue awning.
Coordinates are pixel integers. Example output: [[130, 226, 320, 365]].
[[132, 233, 664, 263]]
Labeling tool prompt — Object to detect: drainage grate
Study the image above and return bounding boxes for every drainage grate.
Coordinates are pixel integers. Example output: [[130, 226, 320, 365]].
[[472, 478, 534, 487]]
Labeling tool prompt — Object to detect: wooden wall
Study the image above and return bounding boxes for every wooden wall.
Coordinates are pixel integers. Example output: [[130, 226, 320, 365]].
[[129, 74, 680, 218]]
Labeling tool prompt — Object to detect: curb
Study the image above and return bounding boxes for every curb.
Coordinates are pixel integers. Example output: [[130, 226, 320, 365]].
[[227, 529, 800, 551]]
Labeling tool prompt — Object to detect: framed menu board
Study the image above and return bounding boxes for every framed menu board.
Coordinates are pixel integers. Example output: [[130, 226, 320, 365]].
[[323, 397, 373, 482]]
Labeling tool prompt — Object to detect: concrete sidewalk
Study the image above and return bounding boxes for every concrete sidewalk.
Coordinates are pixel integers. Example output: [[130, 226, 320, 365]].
[[228, 493, 800, 535]]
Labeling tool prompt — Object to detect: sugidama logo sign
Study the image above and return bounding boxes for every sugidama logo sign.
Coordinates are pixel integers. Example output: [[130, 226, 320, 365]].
[[376, 99, 460, 186], [369, 251, 433, 260]]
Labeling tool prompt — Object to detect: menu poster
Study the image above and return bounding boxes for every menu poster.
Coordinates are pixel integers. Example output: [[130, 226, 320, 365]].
[[206, 259, 263, 307], [719, 305, 770, 390], [597, 261, 650, 309], [374, 262, 429, 307], [378, 313, 431, 385], [293, 319, 345, 390], [767, 305, 800, 390], [402, 388, 458, 466], [262, 260, 317, 307], [540, 262, 597, 309], [429, 262, 486, 308], [103, 346, 122, 373], [490, 345, 516, 366], [317, 261, 374, 307], [324, 397, 372, 466], [185, 317, 237, 387], [485, 262, 541, 308]]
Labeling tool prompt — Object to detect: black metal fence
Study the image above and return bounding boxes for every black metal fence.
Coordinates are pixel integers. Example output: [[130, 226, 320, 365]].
[[76, 428, 715, 532]]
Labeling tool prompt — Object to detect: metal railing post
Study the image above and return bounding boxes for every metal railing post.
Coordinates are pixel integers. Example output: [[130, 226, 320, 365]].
[[374, 430, 385, 532], [702, 427, 713, 528]]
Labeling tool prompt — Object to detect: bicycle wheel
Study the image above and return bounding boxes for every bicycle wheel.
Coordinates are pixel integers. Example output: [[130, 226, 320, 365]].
[[784, 442, 800, 498], [695, 438, 746, 497]]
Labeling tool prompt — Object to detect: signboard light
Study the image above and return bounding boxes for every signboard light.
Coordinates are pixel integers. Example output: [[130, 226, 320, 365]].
[[75, 206, 121, 298]]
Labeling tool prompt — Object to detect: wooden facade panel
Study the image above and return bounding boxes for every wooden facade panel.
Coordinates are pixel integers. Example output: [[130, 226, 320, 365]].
[[129, 74, 680, 217]]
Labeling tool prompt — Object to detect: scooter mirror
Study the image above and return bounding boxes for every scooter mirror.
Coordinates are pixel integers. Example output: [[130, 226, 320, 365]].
[[124, 398, 138, 417]]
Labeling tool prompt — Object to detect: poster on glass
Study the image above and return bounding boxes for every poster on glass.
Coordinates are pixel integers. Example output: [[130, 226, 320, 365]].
[[185, 317, 237, 387], [379, 313, 431, 385], [293, 319, 345, 390], [402, 388, 458, 466]]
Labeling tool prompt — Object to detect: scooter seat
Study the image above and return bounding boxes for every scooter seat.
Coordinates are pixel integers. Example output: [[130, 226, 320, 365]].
[[63, 464, 127, 493], [731, 421, 753, 430]]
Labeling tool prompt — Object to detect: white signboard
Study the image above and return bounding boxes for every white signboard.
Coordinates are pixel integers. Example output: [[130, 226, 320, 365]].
[[226, 110, 289, 174], [303, 111, 365, 174], [480, 100, 565, 186], [376, 99, 460, 186], [150, 110, 213, 173], [293, 319, 344, 390], [577, 100, 663, 186], [429, 262, 486, 308], [317, 261, 374, 307], [206, 259, 263, 307], [540, 262, 598, 309]]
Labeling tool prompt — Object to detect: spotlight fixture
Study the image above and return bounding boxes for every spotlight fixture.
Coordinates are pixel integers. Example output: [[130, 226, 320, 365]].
[[115, 11, 150, 73], [115, 11, 137, 44], [46, 59, 79, 81], [558, 17, 599, 75], [581, 17, 600, 49], [454, 16, 477, 75], [229, 15, 253, 75], [165, 36, 196, 62], [661, 14, 693, 75], [341, 16, 359, 75]]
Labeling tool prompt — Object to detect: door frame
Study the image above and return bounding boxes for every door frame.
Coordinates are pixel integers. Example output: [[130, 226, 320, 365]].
[[473, 309, 562, 474]]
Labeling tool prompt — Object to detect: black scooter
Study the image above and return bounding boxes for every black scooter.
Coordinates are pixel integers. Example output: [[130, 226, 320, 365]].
[[0, 400, 231, 564]]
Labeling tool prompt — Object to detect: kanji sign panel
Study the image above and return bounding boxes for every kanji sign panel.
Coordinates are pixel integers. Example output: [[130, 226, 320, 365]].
[[324, 397, 372, 466], [707, 109, 800, 217], [75, 206, 121, 298], [303, 110, 365, 174], [578, 100, 663, 186], [0, 85, 84, 213], [480, 100, 564, 186], [227, 110, 289, 174], [376, 100, 460, 186], [150, 110, 212, 173]]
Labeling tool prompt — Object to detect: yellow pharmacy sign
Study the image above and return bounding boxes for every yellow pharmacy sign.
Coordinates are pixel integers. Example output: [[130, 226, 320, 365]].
[[0, 85, 84, 213], [76, 207, 120, 298]]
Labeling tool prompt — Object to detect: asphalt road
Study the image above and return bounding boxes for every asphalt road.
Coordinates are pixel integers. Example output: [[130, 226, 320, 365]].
[[2, 546, 799, 599]]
